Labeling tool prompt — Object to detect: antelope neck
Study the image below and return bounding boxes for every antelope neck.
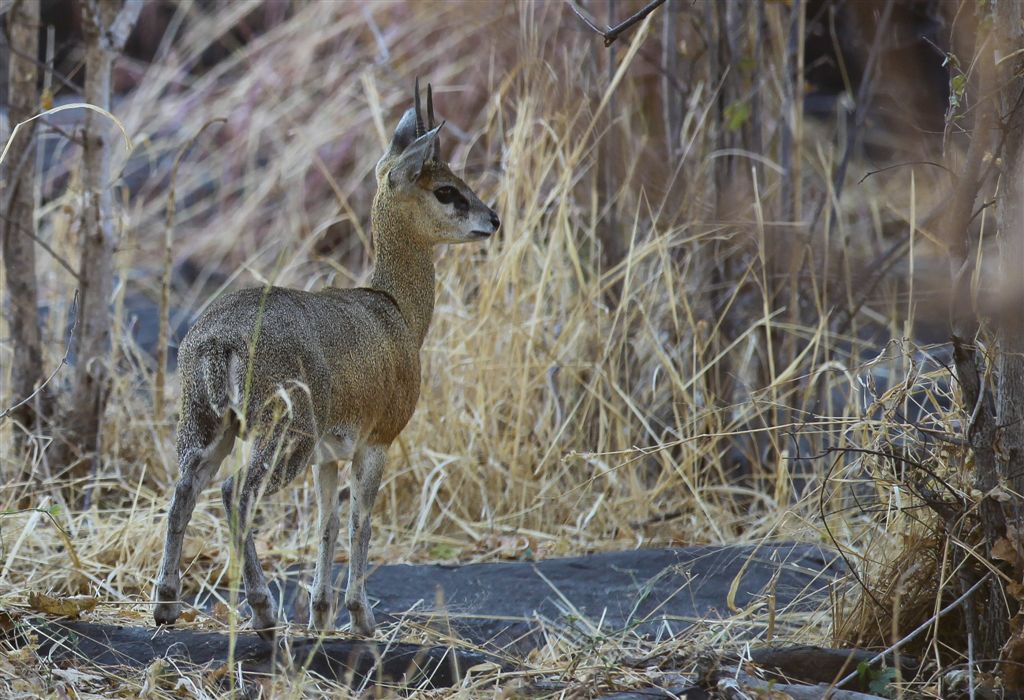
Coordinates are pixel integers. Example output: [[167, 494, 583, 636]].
[[368, 209, 436, 347]]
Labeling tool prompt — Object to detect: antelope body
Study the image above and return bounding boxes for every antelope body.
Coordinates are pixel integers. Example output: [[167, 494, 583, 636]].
[[153, 82, 499, 639]]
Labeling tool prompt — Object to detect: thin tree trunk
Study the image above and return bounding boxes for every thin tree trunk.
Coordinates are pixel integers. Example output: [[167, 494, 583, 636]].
[[936, 13, 1015, 669], [2, 0, 49, 463], [61, 0, 141, 494], [940, 1, 1024, 671], [994, 0, 1024, 505], [993, 4, 1024, 671]]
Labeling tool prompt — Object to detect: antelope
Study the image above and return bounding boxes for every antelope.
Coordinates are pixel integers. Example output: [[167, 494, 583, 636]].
[[153, 80, 500, 639]]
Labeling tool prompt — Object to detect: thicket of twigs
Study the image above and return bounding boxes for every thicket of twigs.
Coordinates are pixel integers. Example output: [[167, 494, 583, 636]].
[[0, 0, 1012, 696]]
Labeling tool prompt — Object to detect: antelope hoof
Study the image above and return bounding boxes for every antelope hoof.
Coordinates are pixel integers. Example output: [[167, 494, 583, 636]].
[[254, 623, 277, 642], [153, 601, 180, 626], [248, 596, 278, 641], [311, 598, 335, 633], [250, 612, 278, 641], [153, 582, 181, 626], [346, 598, 376, 636]]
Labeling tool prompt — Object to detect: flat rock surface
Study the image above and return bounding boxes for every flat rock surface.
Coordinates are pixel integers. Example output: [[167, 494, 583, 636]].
[[205, 543, 843, 652], [31, 543, 844, 688], [33, 621, 491, 689]]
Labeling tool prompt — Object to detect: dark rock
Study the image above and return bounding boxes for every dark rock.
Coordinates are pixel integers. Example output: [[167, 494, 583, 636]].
[[745, 645, 919, 690], [25, 544, 846, 690], [598, 688, 708, 700], [32, 619, 495, 690], [199, 543, 844, 654]]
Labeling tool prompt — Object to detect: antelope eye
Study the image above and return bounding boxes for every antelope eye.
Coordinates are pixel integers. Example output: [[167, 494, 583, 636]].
[[433, 186, 459, 204]]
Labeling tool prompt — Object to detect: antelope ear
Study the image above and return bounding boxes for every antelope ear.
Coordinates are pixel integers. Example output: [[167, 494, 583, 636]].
[[388, 107, 419, 155], [375, 108, 419, 180], [386, 123, 443, 186]]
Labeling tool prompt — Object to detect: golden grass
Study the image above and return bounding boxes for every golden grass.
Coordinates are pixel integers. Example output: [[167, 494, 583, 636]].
[[0, 0, 972, 696]]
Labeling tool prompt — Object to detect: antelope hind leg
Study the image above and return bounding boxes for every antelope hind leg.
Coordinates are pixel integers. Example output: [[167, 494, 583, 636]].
[[154, 420, 236, 625]]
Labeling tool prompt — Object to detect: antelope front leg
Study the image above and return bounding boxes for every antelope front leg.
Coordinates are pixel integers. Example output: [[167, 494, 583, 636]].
[[310, 460, 341, 632], [345, 443, 386, 636]]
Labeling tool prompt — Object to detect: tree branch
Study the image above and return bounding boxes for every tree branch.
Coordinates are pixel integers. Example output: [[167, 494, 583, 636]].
[[106, 0, 142, 52], [0, 290, 79, 424], [568, 0, 666, 47]]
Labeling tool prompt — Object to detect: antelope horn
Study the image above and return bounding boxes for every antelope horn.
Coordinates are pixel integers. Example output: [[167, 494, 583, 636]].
[[413, 76, 425, 138], [427, 83, 435, 130]]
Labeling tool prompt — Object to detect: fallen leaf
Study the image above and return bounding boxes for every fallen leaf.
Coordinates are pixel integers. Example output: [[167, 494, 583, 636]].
[[211, 601, 230, 624], [206, 663, 228, 684], [993, 537, 1020, 568], [141, 658, 178, 696], [52, 668, 103, 684], [1004, 627, 1024, 690], [0, 609, 18, 634], [27, 592, 97, 619], [988, 485, 1014, 503]]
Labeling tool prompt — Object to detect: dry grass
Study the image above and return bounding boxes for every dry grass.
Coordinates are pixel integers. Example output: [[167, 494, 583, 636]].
[[0, 0, 975, 696]]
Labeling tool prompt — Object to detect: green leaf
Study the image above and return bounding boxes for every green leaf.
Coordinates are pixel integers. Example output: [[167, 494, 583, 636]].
[[868, 666, 897, 696], [724, 101, 751, 132], [952, 74, 967, 97], [429, 544, 458, 560]]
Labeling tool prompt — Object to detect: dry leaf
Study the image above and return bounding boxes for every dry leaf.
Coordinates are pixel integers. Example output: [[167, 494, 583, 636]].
[[988, 485, 1014, 503], [140, 658, 178, 696], [483, 534, 537, 560], [27, 592, 97, 619], [1004, 628, 1024, 690], [0, 609, 18, 635], [178, 608, 199, 623], [993, 537, 1020, 567], [52, 668, 103, 684], [211, 601, 231, 624]]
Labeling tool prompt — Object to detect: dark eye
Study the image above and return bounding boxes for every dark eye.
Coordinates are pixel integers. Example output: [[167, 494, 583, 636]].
[[433, 186, 459, 204], [433, 185, 470, 212]]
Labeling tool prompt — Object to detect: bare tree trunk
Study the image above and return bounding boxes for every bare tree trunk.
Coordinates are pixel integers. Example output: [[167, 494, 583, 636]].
[[61, 0, 141, 494], [942, 22, 1001, 663], [993, 0, 1024, 667], [994, 0, 1024, 501], [942, 0, 1024, 671], [2, 0, 49, 462]]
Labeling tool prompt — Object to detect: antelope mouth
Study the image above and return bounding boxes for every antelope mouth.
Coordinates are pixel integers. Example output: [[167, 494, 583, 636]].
[[471, 230, 493, 238]]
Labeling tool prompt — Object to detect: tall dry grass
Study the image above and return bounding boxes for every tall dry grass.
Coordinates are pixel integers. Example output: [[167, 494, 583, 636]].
[[0, 0, 970, 695]]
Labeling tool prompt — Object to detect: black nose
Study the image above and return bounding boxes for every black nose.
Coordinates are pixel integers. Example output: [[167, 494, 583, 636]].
[[489, 210, 501, 231]]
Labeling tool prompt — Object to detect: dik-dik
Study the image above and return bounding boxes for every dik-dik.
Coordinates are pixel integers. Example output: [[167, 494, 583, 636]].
[[153, 81, 499, 639]]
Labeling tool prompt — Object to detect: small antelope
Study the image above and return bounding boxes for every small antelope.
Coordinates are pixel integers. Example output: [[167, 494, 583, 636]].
[[153, 81, 499, 639]]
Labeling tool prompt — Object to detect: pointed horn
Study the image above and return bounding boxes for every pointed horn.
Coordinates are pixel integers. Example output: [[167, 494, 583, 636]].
[[426, 83, 435, 130], [413, 76, 425, 138]]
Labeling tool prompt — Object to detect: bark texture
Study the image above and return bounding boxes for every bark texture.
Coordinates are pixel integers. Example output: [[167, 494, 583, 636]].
[[994, 0, 1024, 501], [958, 0, 1024, 670], [2, 0, 48, 460], [61, 0, 141, 488], [993, 0, 1024, 667], [945, 40, 1005, 664], [940, 2, 1024, 668]]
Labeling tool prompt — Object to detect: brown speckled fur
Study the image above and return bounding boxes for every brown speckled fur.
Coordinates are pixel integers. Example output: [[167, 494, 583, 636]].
[[153, 84, 500, 640]]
